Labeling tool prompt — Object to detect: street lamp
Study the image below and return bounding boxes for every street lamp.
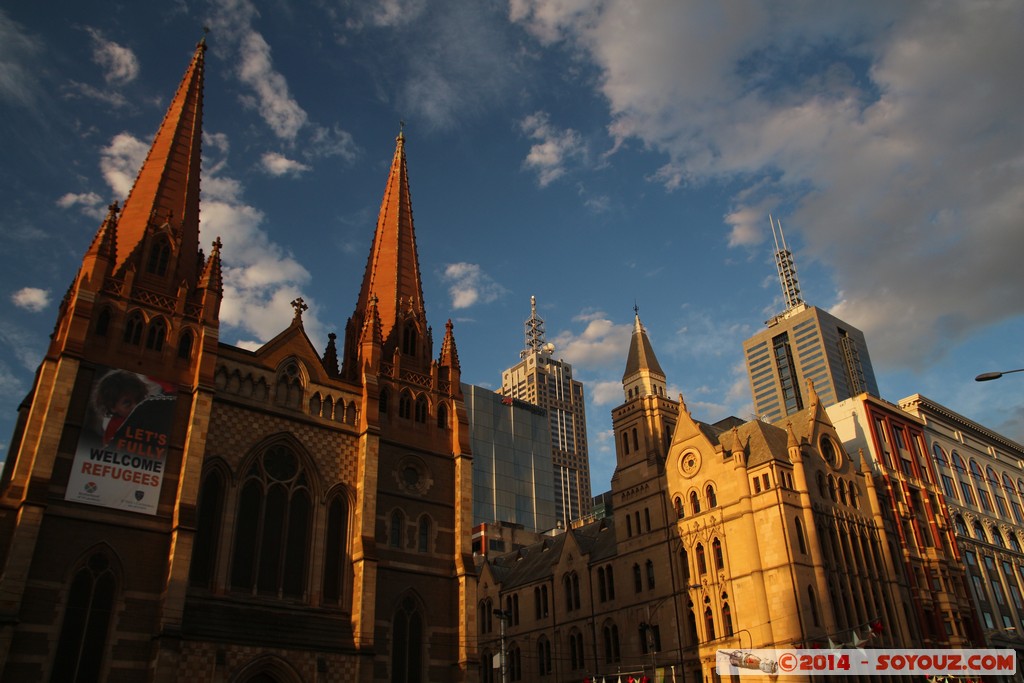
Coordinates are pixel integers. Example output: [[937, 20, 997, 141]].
[[493, 609, 512, 683], [975, 368, 1024, 382]]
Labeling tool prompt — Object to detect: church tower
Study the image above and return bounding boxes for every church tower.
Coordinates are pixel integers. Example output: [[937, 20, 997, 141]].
[[0, 39, 222, 681], [0, 41, 475, 683], [612, 308, 678, 491]]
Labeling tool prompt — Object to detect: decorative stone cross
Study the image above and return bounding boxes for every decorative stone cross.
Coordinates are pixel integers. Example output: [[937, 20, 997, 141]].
[[291, 297, 308, 323]]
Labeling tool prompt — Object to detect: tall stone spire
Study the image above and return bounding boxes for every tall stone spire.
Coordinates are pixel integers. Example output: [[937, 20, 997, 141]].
[[622, 307, 667, 400], [352, 131, 426, 348], [113, 38, 206, 285]]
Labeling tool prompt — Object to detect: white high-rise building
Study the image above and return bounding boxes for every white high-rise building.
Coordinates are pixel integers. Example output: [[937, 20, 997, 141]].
[[501, 297, 592, 525]]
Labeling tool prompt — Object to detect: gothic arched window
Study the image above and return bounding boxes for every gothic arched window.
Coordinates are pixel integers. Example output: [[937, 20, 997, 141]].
[[417, 515, 431, 553], [145, 318, 166, 351], [123, 311, 144, 345], [189, 470, 225, 589], [146, 235, 171, 275], [436, 402, 449, 429], [704, 606, 716, 640], [399, 391, 413, 419], [390, 510, 405, 549], [402, 323, 417, 356], [95, 308, 111, 336], [706, 484, 717, 508], [322, 492, 348, 605], [177, 330, 194, 359], [712, 538, 724, 571], [230, 444, 311, 599], [690, 491, 701, 515], [414, 395, 428, 423], [51, 551, 117, 683], [391, 597, 423, 683]]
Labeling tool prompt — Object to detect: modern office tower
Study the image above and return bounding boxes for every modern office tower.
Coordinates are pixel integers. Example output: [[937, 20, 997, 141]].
[[743, 217, 879, 422], [464, 383, 557, 533], [501, 297, 592, 525]]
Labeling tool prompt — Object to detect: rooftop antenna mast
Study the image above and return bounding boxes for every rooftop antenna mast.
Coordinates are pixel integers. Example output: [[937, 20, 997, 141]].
[[770, 214, 804, 312], [522, 295, 548, 358]]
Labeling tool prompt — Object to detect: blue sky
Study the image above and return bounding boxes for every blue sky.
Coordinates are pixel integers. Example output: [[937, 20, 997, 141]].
[[1, 1, 1022, 494]]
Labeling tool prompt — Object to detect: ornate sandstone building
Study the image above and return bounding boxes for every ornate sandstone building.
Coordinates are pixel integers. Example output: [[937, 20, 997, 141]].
[[0, 40, 475, 683]]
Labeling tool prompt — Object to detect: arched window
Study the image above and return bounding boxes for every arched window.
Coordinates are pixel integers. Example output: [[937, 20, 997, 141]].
[[230, 444, 311, 599], [680, 548, 690, 582], [123, 311, 144, 345], [402, 323, 417, 356], [414, 395, 428, 423], [505, 593, 520, 625], [795, 517, 807, 554], [696, 543, 707, 575], [379, 388, 390, 415], [808, 585, 820, 626], [95, 308, 111, 336], [390, 510, 405, 549], [674, 496, 684, 519], [323, 493, 348, 604], [598, 567, 608, 602], [51, 551, 117, 683], [646, 559, 656, 590], [562, 573, 580, 611], [508, 643, 522, 682], [933, 444, 949, 467], [189, 470, 225, 588], [704, 606, 716, 640], [622, 431, 629, 455], [1011, 534, 1023, 553], [399, 391, 413, 419], [690, 491, 701, 515], [633, 563, 643, 593], [146, 235, 171, 275], [436, 402, 449, 429], [605, 564, 615, 599], [954, 515, 968, 536], [712, 538, 724, 571], [417, 515, 431, 553], [817, 471, 827, 498], [632, 428, 639, 451], [839, 479, 848, 505], [603, 622, 621, 663], [969, 459, 984, 481], [974, 521, 987, 543], [569, 629, 585, 670], [145, 318, 166, 351], [951, 451, 966, 473], [177, 330, 194, 359], [481, 650, 494, 683], [993, 528, 1006, 548], [391, 596, 423, 683], [722, 602, 734, 637], [479, 598, 493, 634], [706, 484, 717, 509], [537, 636, 552, 676]]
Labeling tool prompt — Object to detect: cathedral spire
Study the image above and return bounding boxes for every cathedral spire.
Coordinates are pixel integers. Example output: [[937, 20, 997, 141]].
[[114, 39, 206, 285], [352, 130, 426, 347], [622, 308, 666, 400]]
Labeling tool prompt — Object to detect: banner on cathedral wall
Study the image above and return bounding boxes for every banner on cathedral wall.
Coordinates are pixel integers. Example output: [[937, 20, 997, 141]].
[[65, 365, 176, 515]]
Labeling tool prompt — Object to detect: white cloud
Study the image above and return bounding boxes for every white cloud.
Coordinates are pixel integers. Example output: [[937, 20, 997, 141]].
[[100, 133, 149, 198], [588, 379, 623, 407], [551, 311, 631, 367], [86, 28, 139, 85], [60, 81, 131, 109], [260, 152, 311, 177], [199, 137, 322, 344], [442, 262, 506, 309], [0, 10, 43, 106], [10, 287, 50, 312], [511, 1, 1024, 369], [520, 111, 584, 187], [56, 192, 107, 219], [308, 124, 358, 162], [209, 0, 308, 141]]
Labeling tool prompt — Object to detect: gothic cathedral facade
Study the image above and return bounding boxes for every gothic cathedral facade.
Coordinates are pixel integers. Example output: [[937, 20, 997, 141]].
[[0, 41, 476, 683]]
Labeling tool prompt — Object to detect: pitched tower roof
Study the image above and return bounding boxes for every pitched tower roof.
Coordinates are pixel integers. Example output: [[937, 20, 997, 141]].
[[114, 39, 206, 285], [353, 131, 426, 344], [622, 308, 667, 399]]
